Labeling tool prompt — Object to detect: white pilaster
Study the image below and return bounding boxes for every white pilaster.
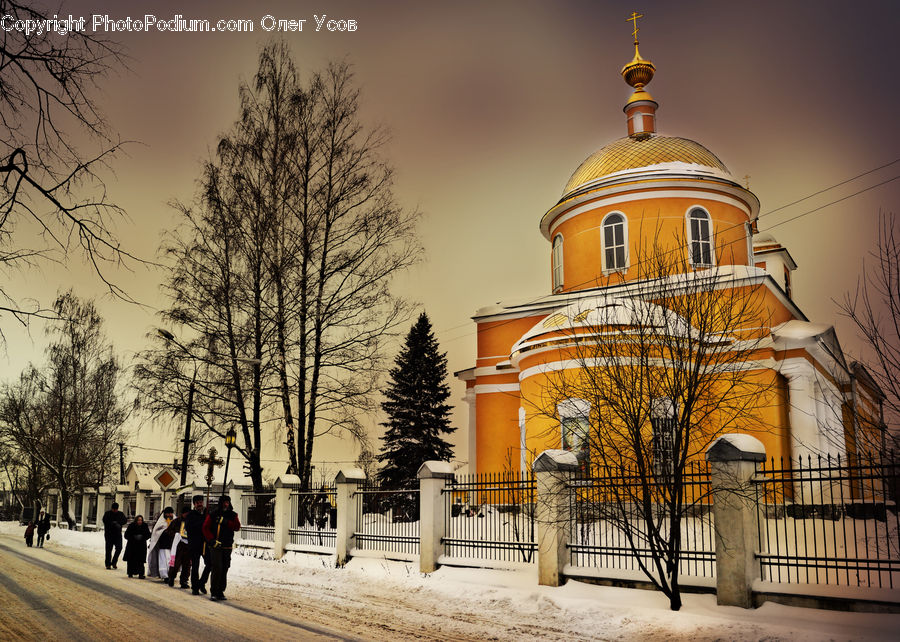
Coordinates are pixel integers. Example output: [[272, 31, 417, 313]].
[[779, 359, 821, 462]]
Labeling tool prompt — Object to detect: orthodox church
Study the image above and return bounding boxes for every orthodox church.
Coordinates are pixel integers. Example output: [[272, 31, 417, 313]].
[[456, 27, 884, 475]]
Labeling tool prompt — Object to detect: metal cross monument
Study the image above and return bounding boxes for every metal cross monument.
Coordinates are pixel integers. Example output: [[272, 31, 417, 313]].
[[199, 447, 224, 503]]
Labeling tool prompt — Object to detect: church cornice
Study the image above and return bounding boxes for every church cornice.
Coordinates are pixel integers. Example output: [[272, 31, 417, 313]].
[[472, 266, 807, 325], [541, 171, 760, 240]]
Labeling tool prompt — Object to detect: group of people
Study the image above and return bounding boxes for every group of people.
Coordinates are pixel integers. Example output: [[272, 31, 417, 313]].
[[23, 509, 52, 547], [101, 495, 242, 601]]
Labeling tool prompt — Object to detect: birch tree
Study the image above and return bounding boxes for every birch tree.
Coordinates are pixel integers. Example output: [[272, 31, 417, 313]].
[[0, 291, 126, 526], [135, 44, 419, 490]]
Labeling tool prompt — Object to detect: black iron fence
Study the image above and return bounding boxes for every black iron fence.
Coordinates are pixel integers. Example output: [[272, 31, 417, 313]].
[[753, 452, 900, 588], [240, 491, 275, 543], [290, 485, 337, 548], [442, 472, 536, 564], [354, 480, 419, 556], [567, 460, 716, 578]]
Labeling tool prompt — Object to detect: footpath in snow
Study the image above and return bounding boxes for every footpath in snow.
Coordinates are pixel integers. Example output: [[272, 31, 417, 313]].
[[2, 521, 898, 641]]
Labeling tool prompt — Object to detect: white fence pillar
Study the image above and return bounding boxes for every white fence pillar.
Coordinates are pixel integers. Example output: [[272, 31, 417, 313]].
[[114, 485, 129, 515], [46, 489, 58, 524], [274, 474, 301, 559], [533, 449, 578, 587], [706, 433, 766, 609], [97, 487, 114, 524], [80, 488, 93, 530], [335, 468, 366, 566], [417, 461, 455, 574], [135, 490, 150, 520]]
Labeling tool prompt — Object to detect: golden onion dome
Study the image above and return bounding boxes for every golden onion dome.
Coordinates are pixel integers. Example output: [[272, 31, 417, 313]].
[[561, 135, 730, 197], [621, 44, 656, 94]]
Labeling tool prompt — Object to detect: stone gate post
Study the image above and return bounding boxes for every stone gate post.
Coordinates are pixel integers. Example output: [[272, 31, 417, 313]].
[[706, 433, 766, 608], [335, 468, 366, 566], [418, 461, 455, 574], [274, 474, 301, 559], [533, 449, 578, 587]]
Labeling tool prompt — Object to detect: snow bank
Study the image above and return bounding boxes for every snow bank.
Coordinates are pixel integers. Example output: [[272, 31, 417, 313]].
[[3, 521, 898, 640]]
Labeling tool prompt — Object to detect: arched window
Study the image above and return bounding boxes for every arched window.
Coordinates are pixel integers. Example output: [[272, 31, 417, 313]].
[[687, 208, 713, 266], [552, 234, 564, 290], [602, 212, 627, 272]]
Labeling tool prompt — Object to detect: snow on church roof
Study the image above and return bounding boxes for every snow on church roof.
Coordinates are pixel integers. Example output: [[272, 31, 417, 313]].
[[509, 295, 704, 360]]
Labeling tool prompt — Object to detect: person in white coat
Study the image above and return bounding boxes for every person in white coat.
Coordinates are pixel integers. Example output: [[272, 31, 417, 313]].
[[146, 507, 175, 580]]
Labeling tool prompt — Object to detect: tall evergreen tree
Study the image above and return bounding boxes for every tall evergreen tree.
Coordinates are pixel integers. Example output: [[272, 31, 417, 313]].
[[377, 312, 455, 488]]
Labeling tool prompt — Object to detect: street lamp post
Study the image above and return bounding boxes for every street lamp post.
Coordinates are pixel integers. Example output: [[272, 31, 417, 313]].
[[157, 329, 196, 487], [222, 426, 237, 491]]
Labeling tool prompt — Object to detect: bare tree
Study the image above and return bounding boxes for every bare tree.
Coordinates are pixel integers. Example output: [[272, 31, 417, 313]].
[[840, 211, 899, 449], [0, 1, 137, 323], [135, 44, 419, 491], [532, 233, 773, 610], [0, 439, 46, 517], [0, 291, 127, 527]]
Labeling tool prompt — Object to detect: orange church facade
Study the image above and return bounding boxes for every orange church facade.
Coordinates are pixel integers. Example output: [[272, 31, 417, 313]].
[[456, 37, 885, 476]]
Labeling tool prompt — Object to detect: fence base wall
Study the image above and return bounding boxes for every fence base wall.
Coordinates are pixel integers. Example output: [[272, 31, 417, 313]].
[[753, 590, 900, 614]]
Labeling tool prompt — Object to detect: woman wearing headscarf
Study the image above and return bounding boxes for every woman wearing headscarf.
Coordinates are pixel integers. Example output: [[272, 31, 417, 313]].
[[36, 509, 51, 547], [123, 515, 151, 578]]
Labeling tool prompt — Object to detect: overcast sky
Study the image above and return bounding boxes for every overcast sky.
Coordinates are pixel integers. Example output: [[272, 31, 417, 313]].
[[7, 0, 900, 477]]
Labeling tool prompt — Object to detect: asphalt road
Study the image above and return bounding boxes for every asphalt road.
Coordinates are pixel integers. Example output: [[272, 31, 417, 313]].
[[0, 534, 361, 641]]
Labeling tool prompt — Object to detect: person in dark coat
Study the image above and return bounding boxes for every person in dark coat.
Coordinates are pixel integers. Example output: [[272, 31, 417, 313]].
[[24, 521, 35, 547], [185, 495, 211, 595], [101, 502, 128, 569], [202, 495, 241, 601], [123, 515, 151, 578], [36, 510, 51, 547]]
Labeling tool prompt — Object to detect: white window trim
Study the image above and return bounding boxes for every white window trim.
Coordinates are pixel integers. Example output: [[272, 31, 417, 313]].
[[552, 233, 564, 291], [685, 206, 715, 268], [600, 211, 629, 274]]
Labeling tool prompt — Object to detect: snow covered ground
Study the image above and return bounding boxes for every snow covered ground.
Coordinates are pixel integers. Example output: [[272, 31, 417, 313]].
[[2, 521, 898, 641]]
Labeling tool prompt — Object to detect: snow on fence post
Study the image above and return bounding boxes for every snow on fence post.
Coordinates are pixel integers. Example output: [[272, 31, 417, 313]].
[[706, 433, 766, 609], [533, 449, 578, 587], [274, 474, 301, 559], [417, 461, 455, 574], [335, 468, 366, 566]]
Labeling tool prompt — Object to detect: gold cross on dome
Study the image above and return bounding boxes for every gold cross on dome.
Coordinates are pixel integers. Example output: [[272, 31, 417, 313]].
[[627, 11, 644, 43], [198, 447, 224, 486], [743, 174, 751, 189]]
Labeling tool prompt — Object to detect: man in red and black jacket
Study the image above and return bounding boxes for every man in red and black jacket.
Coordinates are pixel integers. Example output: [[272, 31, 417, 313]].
[[202, 495, 241, 601]]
